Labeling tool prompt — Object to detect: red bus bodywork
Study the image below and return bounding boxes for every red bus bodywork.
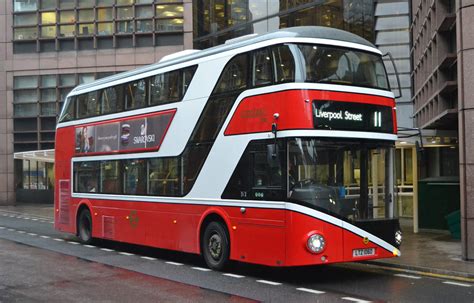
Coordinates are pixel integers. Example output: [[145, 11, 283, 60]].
[[55, 88, 398, 267]]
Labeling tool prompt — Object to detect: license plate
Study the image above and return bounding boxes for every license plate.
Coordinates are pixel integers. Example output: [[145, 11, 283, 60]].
[[353, 248, 375, 257]]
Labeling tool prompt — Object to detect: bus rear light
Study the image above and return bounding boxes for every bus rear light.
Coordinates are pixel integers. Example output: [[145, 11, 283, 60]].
[[307, 233, 326, 254]]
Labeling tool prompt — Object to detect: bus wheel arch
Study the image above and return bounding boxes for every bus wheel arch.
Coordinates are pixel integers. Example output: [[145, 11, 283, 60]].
[[199, 211, 231, 270], [76, 202, 93, 244]]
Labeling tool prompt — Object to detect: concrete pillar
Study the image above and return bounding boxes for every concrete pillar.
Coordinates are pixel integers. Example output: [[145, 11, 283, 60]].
[[457, 0, 474, 261], [0, 0, 14, 205]]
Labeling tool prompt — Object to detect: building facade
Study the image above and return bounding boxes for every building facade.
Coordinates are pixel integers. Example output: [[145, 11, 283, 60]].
[[0, 0, 193, 205], [411, 0, 473, 260], [193, 0, 375, 49]]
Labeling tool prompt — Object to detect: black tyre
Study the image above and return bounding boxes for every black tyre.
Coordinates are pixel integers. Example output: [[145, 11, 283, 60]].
[[77, 209, 93, 244], [202, 221, 230, 270]]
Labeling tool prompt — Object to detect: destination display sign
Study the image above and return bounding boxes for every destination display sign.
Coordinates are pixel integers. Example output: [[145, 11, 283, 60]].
[[75, 110, 175, 155], [312, 100, 393, 133]]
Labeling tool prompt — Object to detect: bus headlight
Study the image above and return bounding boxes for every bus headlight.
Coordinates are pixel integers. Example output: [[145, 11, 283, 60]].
[[395, 230, 402, 246], [307, 233, 326, 254]]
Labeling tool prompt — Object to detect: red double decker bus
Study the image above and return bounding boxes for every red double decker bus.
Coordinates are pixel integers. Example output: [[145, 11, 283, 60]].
[[55, 26, 402, 270]]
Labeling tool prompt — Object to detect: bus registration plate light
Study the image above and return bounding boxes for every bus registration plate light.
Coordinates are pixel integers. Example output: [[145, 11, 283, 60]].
[[352, 248, 376, 258]]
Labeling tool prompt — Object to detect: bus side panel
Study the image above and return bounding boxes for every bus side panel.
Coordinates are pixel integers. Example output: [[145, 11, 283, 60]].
[[54, 126, 76, 234], [227, 207, 286, 266], [284, 211, 344, 266], [88, 201, 202, 253]]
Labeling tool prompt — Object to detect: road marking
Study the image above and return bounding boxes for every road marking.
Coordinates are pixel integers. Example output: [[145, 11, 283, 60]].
[[341, 297, 371, 303], [31, 218, 38, 221], [27, 233, 37, 236], [192, 267, 212, 272], [67, 241, 79, 245], [23, 217, 30, 220], [7, 228, 15, 231], [49, 222, 54, 224], [119, 252, 135, 256], [17, 231, 26, 234], [394, 274, 421, 280], [223, 273, 244, 278], [40, 235, 50, 239], [53, 238, 64, 242], [83, 245, 95, 248], [0, 226, 5, 229], [100, 248, 115, 252], [256, 280, 282, 286], [140, 256, 157, 261], [442, 281, 472, 287], [296, 287, 325, 294], [165, 261, 184, 266]]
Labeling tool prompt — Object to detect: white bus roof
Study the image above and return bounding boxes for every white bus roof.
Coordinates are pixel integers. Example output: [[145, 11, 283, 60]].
[[72, 26, 376, 95]]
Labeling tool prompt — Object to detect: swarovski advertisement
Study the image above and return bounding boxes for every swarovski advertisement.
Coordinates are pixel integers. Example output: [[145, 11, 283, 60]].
[[75, 112, 174, 154], [312, 100, 393, 133]]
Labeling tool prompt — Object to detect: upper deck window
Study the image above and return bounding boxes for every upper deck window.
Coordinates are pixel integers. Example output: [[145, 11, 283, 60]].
[[297, 44, 389, 91], [58, 65, 197, 123]]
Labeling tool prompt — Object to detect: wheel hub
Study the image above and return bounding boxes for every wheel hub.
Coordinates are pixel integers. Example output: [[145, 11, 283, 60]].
[[208, 234, 222, 260]]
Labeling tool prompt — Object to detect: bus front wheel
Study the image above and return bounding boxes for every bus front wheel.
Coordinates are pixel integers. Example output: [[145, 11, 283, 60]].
[[202, 221, 230, 270], [77, 209, 93, 244]]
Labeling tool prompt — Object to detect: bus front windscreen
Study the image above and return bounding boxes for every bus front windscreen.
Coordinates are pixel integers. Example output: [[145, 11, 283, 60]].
[[288, 138, 395, 222], [297, 44, 389, 91]]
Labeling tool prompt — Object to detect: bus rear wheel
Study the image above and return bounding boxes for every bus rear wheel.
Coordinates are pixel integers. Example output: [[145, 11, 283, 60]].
[[202, 221, 229, 270], [78, 209, 93, 244]]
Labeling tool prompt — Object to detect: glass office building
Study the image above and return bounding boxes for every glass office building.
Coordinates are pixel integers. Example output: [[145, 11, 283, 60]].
[[193, 0, 375, 49]]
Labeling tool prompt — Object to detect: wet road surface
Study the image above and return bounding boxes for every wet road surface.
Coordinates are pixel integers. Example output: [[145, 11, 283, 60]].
[[0, 210, 473, 302]]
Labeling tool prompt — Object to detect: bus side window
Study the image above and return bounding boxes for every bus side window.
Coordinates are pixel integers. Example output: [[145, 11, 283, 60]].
[[252, 48, 273, 87], [100, 86, 122, 115], [100, 160, 122, 194], [272, 45, 295, 83], [150, 70, 180, 105], [77, 91, 99, 118], [125, 79, 147, 110], [59, 96, 76, 122], [148, 158, 180, 196], [123, 159, 147, 195], [181, 65, 198, 98], [74, 162, 99, 193], [213, 53, 248, 94]]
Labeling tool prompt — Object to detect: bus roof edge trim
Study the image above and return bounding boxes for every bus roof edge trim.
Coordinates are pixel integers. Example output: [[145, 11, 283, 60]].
[[71, 26, 378, 95]]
